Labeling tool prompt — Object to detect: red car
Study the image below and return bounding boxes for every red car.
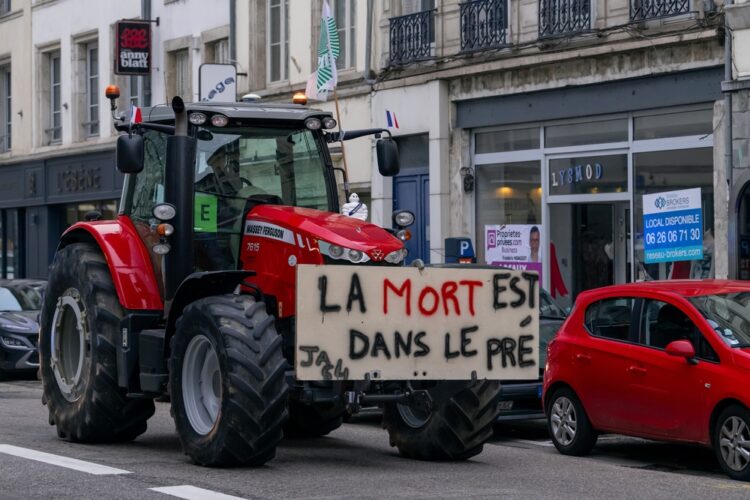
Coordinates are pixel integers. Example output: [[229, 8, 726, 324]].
[[543, 280, 750, 481]]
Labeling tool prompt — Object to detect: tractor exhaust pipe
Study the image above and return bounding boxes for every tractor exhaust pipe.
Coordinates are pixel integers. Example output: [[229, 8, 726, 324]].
[[164, 96, 195, 302]]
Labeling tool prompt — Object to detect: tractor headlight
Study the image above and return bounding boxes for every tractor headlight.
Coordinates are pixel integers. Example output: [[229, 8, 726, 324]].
[[189, 112, 207, 125], [305, 117, 322, 130], [152, 203, 176, 221], [384, 248, 408, 264], [393, 210, 415, 228], [322, 116, 337, 129], [318, 241, 370, 263]]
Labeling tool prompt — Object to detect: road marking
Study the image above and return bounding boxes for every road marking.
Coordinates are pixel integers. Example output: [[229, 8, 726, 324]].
[[513, 439, 556, 447], [0, 444, 131, 475], [151, 485, 247, 500]]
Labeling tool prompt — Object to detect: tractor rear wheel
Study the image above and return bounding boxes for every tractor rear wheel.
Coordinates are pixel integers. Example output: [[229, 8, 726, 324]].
[[39, 243, 155, 442], [284, 400, 346, 438], [169, 294, 288, 466], [382, 380, 501, 461]]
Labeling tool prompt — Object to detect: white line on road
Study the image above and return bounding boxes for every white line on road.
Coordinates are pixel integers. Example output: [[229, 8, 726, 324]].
[[0, 444, 131, 475], [151, 485, 248, 500], [513, 439, 556, 447]]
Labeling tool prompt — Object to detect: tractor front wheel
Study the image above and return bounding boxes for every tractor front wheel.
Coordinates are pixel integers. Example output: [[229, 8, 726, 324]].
[[169, 294, 288, 466], [39, 243, 155, 442], [382, 380, 501, 461]]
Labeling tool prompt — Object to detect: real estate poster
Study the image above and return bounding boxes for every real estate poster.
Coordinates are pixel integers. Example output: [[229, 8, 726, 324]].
[[485, 224, 543, 280]]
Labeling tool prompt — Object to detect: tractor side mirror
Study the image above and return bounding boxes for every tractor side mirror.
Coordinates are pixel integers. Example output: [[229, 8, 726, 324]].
[[376, 138, 400, 177], [116, 134, 144, 174]]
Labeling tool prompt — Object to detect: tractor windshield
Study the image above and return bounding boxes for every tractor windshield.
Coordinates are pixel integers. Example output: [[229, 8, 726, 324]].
[[192, 125, 332, 270]]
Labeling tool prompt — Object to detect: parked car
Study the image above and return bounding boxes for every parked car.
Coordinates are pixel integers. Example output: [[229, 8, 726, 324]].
[[496, 288, 567, 421], [0, 279, 46, 378], [543, 280, 750, 481]]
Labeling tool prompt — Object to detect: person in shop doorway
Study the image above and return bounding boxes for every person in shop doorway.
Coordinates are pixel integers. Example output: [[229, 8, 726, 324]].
[[529, 226, 541, 262]]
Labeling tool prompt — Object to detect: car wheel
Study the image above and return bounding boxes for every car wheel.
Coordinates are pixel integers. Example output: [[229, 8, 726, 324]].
[[714, 405, 750, 481], [547, 387, 597, 456]]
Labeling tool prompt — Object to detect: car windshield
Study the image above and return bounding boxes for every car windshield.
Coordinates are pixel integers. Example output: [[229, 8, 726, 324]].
[[540, 290, 566, 319], [0, 283, 44, 312], [689, 292, 750, 347]]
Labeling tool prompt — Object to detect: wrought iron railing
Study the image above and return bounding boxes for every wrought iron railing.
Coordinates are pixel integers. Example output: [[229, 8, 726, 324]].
[[630, 0, 690, 21], [539, 0, 591, 38], [460, 0, 507, 51], [389, 9, 435, 66]]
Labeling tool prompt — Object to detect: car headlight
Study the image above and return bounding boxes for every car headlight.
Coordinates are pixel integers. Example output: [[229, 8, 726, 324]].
[[384, 248, 408, 264], [319, 241, 371, 263], [1, 335, 27, 348], [393, 210, 415, 228]]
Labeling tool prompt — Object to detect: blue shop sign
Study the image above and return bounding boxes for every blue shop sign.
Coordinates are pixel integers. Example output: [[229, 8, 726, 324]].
[[642, 188, 703, 264]]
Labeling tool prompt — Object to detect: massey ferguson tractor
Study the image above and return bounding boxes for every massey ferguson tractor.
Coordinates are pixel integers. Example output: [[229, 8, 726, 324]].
[[39, 87, 539, 466]]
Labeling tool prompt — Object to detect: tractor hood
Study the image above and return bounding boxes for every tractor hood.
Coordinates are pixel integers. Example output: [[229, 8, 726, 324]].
[[247, 205, 404, 256]]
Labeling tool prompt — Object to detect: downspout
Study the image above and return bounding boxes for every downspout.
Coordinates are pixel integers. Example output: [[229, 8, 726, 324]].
[[230, 0, 237, 65], [363, 0, 376, 84], [725, 0, 735, 277], [142, 0, 152, 107]]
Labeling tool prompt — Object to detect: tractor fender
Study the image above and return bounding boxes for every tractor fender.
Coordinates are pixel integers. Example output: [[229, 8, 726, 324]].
[[165, 270, 256, 353], [58, 217, 163, 311]]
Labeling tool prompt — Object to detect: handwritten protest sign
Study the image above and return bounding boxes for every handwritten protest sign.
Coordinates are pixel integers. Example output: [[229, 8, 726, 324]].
[[296, 265, 539, 381]]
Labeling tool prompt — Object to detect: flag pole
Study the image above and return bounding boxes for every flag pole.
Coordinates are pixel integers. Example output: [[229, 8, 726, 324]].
[[333, 88, 350, 198]]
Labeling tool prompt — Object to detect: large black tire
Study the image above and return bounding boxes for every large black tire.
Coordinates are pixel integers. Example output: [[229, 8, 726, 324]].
[[547, 387, 597, 456], [39, 242, 155, 442], [285, 400, 346, 438], [714, 405, 750, 481], [169, 294, 288, 466], [382, 380, 502, 461]]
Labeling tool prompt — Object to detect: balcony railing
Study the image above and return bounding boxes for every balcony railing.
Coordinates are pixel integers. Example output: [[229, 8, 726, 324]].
[[630, 0, 690, 21], [460, 0, 508, 52], [389, 9, 435, 66], [539, 0, 591, 38]]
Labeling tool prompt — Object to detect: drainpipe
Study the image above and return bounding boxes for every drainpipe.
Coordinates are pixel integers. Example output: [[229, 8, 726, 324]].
[[230, 0, 237, 64], [142, 0, 152, 106], [726, 0, 734, 277], [363, 0, 376, 84]]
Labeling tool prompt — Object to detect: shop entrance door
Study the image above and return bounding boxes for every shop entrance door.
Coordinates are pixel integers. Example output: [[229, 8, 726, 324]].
[[549, 202, 630, 309]]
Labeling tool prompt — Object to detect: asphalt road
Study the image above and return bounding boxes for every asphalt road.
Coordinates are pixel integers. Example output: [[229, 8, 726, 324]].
[[1, 376, 749, 500]]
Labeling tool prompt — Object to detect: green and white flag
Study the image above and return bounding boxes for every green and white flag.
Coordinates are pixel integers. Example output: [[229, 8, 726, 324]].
[[306, 0, 339, 101]]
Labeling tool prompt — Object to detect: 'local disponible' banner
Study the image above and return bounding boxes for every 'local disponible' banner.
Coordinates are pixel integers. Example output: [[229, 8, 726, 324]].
[[643, 188, 703, 264], [485, 224, 543, 278], [115, 20, 151, 76]]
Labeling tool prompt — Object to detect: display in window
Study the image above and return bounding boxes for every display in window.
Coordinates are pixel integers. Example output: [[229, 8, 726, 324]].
[[484, 224, 543, 281]]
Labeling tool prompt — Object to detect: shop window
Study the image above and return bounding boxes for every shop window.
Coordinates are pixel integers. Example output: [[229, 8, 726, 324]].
[[207, 38, 230, 64], [545, 118, 627, 148], [268, 0, 289, 82], [0, 209, 22, 279], [633, 148, 714, 281], [548, 153, 627, 196], [475, 160, 542, 264], [475, 127, 539, 154], [634, 108, 713, 140], [64, 200, 118, 227]]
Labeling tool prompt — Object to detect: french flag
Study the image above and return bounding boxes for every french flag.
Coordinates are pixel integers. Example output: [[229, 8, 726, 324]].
[[385, 110, 399, 128], [130, 103, 142, 124]]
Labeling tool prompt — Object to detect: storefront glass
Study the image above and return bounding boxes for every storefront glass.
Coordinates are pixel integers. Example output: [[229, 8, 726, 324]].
[[64, 200, 118, 228], [633, 148, 714, 280], [0, 209, 21, 279], [475, 161, 541, 264]]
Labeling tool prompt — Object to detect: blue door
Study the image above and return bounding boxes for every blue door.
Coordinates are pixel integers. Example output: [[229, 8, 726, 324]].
[[393, 169, 429, 264]]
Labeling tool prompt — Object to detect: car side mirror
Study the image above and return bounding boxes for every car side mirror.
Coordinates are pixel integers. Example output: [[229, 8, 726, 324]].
[[665, 339, 697, 364], [116, 134, 144, 174], [376, 138, 400, 177]]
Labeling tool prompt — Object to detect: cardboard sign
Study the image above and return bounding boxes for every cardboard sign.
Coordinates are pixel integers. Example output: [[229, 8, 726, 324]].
[[295, 265, 539, 381], [115, 20, 151, 76], [643, 188, 703, 264]]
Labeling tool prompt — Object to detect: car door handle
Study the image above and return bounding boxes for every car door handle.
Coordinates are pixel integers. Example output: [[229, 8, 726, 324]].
[[575, 353, 592, 364], [627, 366, 647, 376]]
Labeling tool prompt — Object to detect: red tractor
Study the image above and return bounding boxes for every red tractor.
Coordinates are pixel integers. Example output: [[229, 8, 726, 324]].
[[39, 89, 503, 466]]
